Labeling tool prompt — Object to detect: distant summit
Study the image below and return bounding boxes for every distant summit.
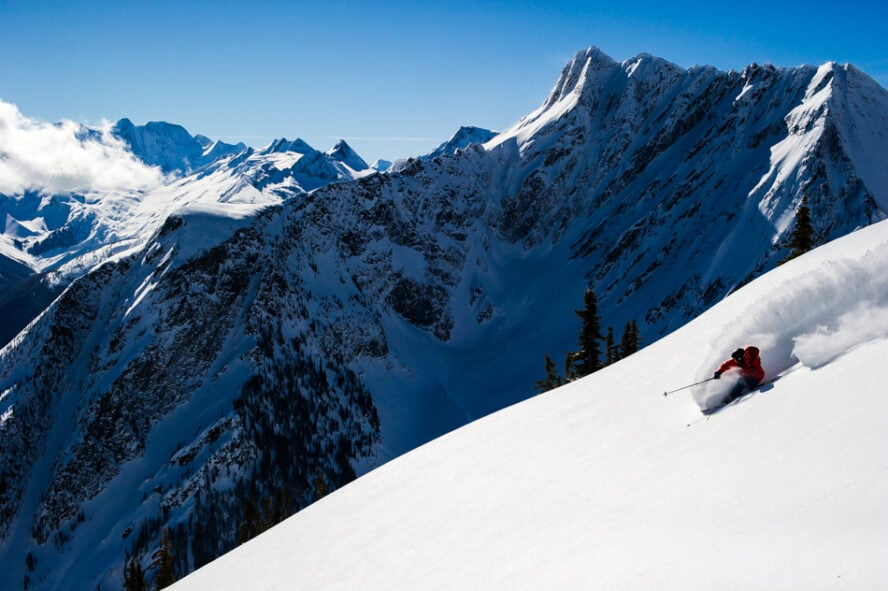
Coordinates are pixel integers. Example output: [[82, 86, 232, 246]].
[[263, 137, 315, 155], [371, 159, 394, 172], [427, 126, 497, 159], [112, 118, 245, 173], [327, 139, 369, 171]]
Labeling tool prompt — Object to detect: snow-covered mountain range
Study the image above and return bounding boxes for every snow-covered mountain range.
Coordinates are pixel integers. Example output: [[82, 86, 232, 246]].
[[0, 112, 389, 348], [1, 46, 887, 589]]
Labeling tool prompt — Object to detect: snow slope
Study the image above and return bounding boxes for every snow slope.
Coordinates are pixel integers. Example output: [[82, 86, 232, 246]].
[[173, 220, 888, 590]]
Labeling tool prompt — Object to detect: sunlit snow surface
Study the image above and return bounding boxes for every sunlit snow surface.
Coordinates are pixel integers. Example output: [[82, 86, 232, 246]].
[[173, 220, 888, 590]]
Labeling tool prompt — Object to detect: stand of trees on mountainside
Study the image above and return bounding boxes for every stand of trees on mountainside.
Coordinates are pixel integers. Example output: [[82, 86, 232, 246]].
[[536, 194, 821, 394], [535, 289, 641, 394]]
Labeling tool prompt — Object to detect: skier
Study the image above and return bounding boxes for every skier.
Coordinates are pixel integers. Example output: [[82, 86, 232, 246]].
[[713, 345, 765, 405]]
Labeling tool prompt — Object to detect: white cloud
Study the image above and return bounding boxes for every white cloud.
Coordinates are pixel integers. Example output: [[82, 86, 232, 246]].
[[0, 100, 166, 195]]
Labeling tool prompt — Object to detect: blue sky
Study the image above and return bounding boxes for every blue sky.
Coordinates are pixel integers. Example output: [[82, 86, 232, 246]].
[[1, 0, 886, 164]]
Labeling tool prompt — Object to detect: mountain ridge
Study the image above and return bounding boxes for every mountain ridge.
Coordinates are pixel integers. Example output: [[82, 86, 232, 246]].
[[0, 118, 389, 347]]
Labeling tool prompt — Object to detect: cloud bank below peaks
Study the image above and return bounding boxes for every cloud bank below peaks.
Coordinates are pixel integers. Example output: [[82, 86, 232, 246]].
[[0, 100, 166, 195]]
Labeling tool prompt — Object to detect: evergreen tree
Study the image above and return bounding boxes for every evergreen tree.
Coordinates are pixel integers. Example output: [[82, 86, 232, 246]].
[[784, 195, 815, 262], [152, 528, 176, 590], [271, 487, 291, 525], [563, 350, 578, 382], [620, 319, 641, 357], [238, 497, 261, 544], [314, 471, 329, 500], [261, 496, 275, 532], [605, 326, 618, 366], [123, 557, 148, 591], [567, 289, 603, 378], [534, 353, 563, 393]]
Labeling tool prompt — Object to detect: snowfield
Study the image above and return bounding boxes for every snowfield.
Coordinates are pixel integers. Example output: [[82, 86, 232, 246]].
[[172, 220, 888, 590]]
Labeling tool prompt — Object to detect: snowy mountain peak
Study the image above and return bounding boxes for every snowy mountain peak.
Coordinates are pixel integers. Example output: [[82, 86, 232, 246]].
[[327, 139, 369, 171], [740, 61, 780, 80], [622, 51, 684, 81], [112, 118, 204, 173], [427, 126, 497, 159], [490, 47, 688, 152], [194, 134, 213, 149], [201, 138, 248, 162], [370, 158, 394, 172], [544, 46, 618, 106], [816, 61, 888, 210], [263, 137, 315, 154], [111, 118, 245, 174]]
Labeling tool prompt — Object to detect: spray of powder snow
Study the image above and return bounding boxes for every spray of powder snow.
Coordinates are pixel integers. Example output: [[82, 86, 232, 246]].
[[692, 237, 888, 407], [697, 367, 746, 409], [793, 300, 888, 369]]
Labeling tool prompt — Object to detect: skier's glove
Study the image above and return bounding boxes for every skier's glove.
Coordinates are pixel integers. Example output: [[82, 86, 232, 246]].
[[713, 371, 721, 379]]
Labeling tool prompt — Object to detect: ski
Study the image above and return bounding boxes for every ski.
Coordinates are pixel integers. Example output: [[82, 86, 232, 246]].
[[685, 379, 777, 427], [685, 395, 747, 426], [701, 393, 749, 415]]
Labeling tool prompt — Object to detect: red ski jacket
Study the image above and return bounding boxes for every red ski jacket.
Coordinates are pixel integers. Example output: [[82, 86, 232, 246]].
[[717, 346, 765, 383]]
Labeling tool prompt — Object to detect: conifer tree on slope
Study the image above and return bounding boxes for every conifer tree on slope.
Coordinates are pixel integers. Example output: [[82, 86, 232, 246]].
[[783, 195, 815, 262], [123, 557, 148, 591], [620, 319, 641, 358], [153, 528, 176, 590], [567, 289, 603, 378], [238, 496, 261, 545], [605, 326, 617, 366], [534, 352, 564, 393]]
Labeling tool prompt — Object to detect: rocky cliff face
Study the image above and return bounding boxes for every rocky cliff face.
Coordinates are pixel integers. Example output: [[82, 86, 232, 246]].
[[1, 48, 886, 589]]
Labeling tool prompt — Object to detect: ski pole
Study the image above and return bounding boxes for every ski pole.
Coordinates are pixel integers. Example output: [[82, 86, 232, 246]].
[[663, 377, 715, 397]]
